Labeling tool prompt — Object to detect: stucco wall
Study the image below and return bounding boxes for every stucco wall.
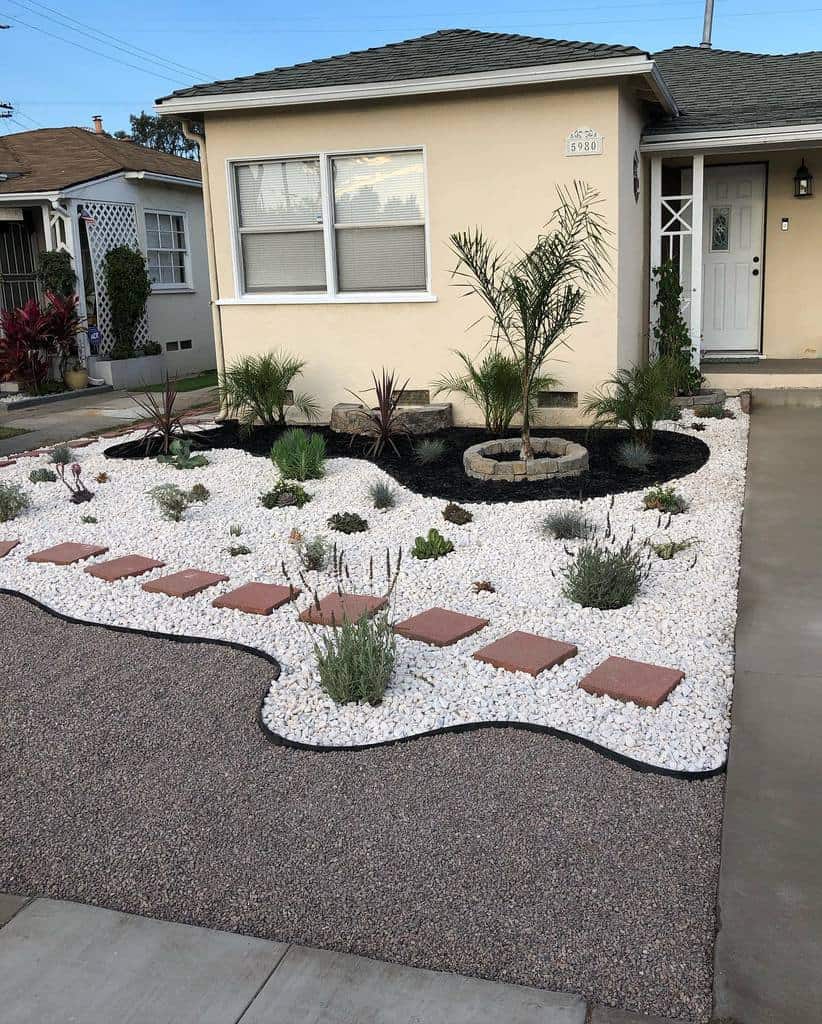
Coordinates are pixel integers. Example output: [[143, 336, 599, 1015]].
[[67, 174, 215, 375], [617, 86, 647, 369], [202, 81, 633, 425], [761, 147, 822, 359]]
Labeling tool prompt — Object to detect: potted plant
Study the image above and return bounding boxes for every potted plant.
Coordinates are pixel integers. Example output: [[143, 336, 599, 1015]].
[[46, 292, 87, 390]]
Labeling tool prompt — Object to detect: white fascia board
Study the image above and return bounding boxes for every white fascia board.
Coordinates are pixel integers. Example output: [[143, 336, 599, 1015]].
[[124, 170, 202, 189], [641, 122, 822, 153], [0, 190, 60, 202], [155, 55, 678, 117]]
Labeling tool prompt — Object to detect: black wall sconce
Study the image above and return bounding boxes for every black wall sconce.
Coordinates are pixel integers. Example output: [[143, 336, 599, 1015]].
[[794, 158, 814, 198]]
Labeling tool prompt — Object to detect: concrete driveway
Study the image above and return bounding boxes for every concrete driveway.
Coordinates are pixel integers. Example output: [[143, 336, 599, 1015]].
[[0, 386, 217, 455]]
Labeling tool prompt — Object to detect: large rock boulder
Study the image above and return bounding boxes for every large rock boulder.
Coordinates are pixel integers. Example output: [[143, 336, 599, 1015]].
[[330, 402, 452, 437]]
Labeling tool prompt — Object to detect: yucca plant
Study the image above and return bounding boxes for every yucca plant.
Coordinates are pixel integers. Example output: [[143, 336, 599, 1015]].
[[271, 428, 326, 481], [129, 377, 186, 455], [432, 348, 557, 435], [583, 358, 677, 447], [450, 182, 610, 459], [347, 368, 410, 458], [219, 350, 319, 430]]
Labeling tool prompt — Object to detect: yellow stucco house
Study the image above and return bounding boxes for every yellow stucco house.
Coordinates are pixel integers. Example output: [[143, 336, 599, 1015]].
[[156, 30, 822, 422]]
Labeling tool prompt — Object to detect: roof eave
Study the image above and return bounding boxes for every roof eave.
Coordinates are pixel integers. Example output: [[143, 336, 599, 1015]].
[[641, 121, 822, 153], [155, 54, 678, 117]]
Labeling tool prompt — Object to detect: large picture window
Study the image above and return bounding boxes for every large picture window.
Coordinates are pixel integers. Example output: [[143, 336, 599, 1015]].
[[232, 149, 428, 299]]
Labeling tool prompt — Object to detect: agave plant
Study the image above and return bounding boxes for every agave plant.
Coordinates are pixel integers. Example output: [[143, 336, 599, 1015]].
[[129, 376, 186, 455], [347, 368, 410, 458], [219, 350, 319, 430], [432, 348, 558, 435]]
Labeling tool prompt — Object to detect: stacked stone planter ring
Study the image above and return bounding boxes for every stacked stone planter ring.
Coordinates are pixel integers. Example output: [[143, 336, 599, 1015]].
[[463, 437, 588, 482]]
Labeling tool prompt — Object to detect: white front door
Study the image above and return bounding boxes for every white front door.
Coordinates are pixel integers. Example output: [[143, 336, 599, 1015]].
[[702, 163, 766, 353]]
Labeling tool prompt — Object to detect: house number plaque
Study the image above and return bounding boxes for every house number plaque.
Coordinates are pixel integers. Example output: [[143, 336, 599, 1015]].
[[565, 128, 604, 156]]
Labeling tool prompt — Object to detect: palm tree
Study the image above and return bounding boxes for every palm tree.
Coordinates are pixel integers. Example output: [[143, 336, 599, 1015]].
[[219, 350, 319, 431], [450, 182, 610, 460], [432, 348, 558, 435]]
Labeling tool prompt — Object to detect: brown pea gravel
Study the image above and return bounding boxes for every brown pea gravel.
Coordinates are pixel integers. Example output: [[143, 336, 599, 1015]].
[[0, 593, 724, 1021]]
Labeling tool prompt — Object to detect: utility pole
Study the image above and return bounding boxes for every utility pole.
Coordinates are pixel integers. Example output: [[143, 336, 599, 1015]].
[[1, 24, 11, 120], [700, 0, 715, 48]]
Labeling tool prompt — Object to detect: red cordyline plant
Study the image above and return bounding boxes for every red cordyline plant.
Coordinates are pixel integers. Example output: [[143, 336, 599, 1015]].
[[347, 368, 410, 458], [44, 291, 84, 375], [128, 376, 187, 455], [0, 299, 53, 393]]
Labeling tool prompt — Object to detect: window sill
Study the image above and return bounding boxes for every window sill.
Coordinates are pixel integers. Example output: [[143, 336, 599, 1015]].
[[217, 291, 438, 306], [151, 286, 195, 295]]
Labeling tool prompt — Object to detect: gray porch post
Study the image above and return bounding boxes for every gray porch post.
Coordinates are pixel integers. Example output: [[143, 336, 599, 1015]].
[[689, 154, 705, 367]]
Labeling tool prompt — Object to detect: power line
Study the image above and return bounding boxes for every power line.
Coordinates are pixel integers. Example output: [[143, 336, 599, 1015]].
[[0, 10, 197, 86], [6, 0, 211, 80], [128, 6, 822, 33]]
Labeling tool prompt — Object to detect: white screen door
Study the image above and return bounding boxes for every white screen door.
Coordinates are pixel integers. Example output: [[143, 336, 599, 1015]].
[[702, 163, 766, 353]]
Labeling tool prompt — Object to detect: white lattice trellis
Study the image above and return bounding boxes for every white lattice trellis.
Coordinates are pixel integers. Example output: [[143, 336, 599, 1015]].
[[80, 200, 150, 357]]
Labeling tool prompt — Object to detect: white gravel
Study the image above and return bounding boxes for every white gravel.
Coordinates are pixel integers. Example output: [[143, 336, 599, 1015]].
[[0, 403, 748, 772]]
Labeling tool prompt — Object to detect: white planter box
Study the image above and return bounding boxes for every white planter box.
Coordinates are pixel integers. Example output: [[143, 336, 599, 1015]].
[[88, 353, 167, 390]]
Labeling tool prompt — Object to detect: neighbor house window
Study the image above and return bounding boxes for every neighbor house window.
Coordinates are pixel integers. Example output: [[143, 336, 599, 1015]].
[[145, 211, 189, 287], [232, 149, 428, 298]]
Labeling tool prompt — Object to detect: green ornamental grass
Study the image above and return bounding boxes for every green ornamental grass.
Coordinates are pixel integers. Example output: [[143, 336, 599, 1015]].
[[271, 428, 326, 481]]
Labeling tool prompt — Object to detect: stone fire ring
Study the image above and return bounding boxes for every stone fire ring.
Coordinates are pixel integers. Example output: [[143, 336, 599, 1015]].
[[463, 437, 588, 482]]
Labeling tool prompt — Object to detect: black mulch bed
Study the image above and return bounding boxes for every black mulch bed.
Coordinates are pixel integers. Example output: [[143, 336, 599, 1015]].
[[105, 424, 709, 503]]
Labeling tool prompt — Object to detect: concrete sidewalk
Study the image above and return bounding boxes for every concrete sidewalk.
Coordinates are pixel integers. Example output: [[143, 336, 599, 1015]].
[[713, 405, 822, 1022], [0, 385, 217, 455], [0, 897, 592, 1024]]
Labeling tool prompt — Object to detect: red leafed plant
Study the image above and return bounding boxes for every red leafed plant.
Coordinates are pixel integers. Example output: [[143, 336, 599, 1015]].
[[347, 368, 410, 458], [44, 291, 84, 375], [0, 299, 53, 392]]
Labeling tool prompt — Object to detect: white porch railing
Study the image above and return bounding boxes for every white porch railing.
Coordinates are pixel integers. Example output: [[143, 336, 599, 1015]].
[[650, 154, 703, 368]]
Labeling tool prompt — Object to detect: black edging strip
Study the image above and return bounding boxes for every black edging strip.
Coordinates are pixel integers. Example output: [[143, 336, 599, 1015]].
[[1, 587, 725, 782]]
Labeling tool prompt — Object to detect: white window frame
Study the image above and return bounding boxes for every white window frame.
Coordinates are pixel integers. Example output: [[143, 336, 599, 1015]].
[[224, 145, 435, 305], [143, 208, 193, 292]]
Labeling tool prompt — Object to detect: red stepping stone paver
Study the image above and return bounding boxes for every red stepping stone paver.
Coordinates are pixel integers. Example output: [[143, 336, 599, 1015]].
[[142, 568, 229, 599], [299, 592, 388, 626], [579, 655, 685, 709], [17, 450, 50, 459], [213, 582, 301, 616], [473, 631, 578, 677], [67, 439, 93, 448], [0, 540, 20, 558], [27, 542, 109, 565], [394, 607, 489, 647], [85, 555, 166, 582], [0, 459, 16, 468]]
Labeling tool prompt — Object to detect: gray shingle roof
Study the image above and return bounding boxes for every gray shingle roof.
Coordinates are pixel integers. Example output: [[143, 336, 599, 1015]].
[[157, 28, 646, 103], [649, 45, 822, 136]]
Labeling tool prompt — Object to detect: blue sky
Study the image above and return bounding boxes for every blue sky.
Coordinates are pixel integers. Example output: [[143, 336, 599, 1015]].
[[1, 0, 820, 135]]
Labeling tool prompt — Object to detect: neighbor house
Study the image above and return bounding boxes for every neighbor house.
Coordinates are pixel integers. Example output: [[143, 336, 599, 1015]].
[[155, 29, 822, 421], [0, 122, 215, 379]]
